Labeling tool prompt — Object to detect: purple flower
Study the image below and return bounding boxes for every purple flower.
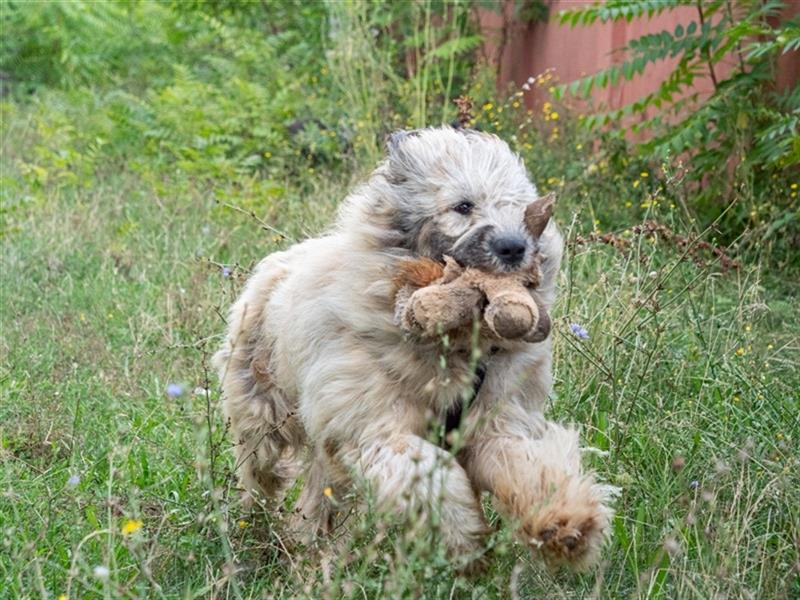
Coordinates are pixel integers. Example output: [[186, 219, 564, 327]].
[[570, 323, 590, 339], [166, 383, 184, 398], [689, 480, 699, 490], [66, 474, 80, 488], [222, 266, 232, 278]]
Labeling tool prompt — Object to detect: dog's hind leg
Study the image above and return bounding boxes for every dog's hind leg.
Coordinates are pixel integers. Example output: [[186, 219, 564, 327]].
[[214, 253, 304, 505]]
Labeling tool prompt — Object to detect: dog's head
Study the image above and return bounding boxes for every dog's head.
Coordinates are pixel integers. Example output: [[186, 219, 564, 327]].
[[364, 127, 555, 274]]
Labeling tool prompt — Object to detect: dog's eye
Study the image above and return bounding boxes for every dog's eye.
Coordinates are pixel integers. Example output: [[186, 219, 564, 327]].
[[452, 201, 474, 215]]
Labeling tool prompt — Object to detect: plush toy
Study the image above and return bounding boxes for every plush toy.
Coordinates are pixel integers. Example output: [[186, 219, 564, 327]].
[[394, 194, 554, 343]]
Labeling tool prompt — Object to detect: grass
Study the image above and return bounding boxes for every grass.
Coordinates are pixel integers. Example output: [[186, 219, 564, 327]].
[[2, 103, 798, 599]]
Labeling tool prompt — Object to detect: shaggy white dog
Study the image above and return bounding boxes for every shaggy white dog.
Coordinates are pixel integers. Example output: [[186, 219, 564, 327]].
[[214, 127, 616, 570]]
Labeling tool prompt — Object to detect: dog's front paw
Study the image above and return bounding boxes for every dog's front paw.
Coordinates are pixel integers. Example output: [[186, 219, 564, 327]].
[[519, 474, 616, 569]]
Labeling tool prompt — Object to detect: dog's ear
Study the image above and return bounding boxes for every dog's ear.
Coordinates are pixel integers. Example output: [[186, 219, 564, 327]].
[[524, 192, 556, 238], [385, 129, 423, 183], [385, 129, 420, 156]]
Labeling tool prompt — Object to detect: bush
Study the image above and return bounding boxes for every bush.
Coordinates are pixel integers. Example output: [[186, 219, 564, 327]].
[[552, 0, 799, 262]]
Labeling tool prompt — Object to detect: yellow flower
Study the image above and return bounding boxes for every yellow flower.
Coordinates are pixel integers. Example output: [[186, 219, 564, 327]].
[[482, 102, 493, 111], [632, 180, 640, 189], [512, 101, 520, 108], [238, 520, 248, 529], [745, 324, 751, 332], [767, 344, 774, 350], [323, 486, 333, 497], [575, 143, 583, 150], [640, 172, 649, 178], [735, 347, 745, 357], [58, 596, 68, 600], [121, 519, 143, 536], [791, 183, 798, 189], [550, 112, 559, 121], [625, 201, 632, 208]]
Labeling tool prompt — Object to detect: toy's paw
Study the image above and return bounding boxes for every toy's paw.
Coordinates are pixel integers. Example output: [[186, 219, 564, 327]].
[[520, 475, 616, 569], [408, 284, 483, 336], [522, 306, 551, 343]]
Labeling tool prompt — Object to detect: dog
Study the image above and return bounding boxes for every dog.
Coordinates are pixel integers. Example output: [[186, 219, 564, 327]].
[[213, 126, 616, 571]]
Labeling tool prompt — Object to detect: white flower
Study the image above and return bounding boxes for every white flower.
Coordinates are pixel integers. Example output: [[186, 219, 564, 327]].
[[93, 565, 110, 579], [66, 474, 80, 488]]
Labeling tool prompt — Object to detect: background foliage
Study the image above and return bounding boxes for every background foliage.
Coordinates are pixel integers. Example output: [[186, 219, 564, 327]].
[[555, 0, 799, 263], [1, 1, 798, 598]]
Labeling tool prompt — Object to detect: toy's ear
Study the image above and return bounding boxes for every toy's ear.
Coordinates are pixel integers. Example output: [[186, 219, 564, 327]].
[[524, 192, 556, 238]]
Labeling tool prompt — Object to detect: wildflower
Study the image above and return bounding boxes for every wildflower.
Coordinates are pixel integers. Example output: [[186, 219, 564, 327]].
[[521, 83, 531, 91], [238, 520, 248, 529], [93, 565, 110, 579], [575, 143, 583, 150], [663, 537, 681, 556], [221, 266, 232, 278], [323, 486, 333, 497], [526, 76, 535, 85], [735, 347, 745, 357], [745, 324, 751, 332], [689, 480, 699, 489], [120, 519, 142, 536], [66, 474, 80, 488], [482, 102, 493, 111], [58, 596, 68, 600], [166, 383, 184, 398], [791, 183, 798, 189], [569, 323, 589, 339], [550, 112, 559, 121], [640, 172, 649, 178], [632, 180, 640, 189]]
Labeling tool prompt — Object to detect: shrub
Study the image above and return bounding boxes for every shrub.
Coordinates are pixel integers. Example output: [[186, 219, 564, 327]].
[[554, 0, 799, 261]]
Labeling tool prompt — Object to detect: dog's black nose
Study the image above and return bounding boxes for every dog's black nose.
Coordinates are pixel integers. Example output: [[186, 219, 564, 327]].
[[490, 236, 526, 265]]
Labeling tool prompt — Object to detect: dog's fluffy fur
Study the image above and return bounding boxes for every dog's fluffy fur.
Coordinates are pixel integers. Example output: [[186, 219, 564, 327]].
[[213, 127, 616, 570]]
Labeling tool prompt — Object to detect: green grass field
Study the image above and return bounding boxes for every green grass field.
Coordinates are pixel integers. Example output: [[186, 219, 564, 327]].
[[1, 1, 799, 596], [2, 100, 798, 598]]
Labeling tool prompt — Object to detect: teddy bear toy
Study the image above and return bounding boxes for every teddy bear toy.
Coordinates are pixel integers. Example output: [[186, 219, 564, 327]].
[[394, 255, 550, 343]]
